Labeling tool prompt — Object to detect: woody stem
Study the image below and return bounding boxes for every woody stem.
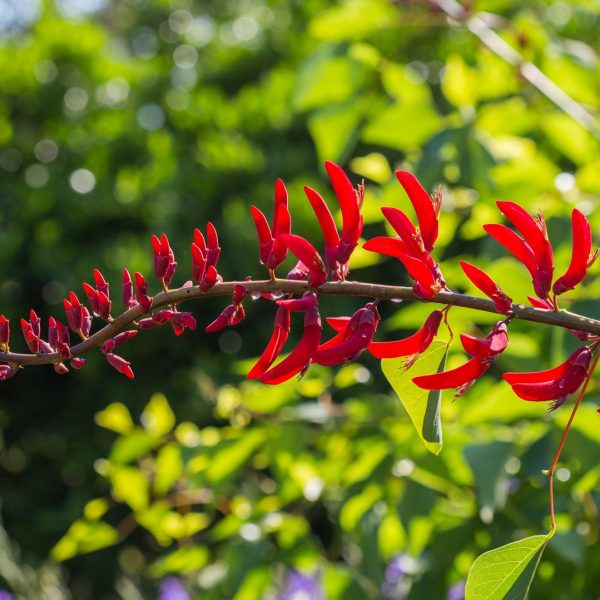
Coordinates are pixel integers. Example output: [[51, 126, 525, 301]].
[[2, 278, 600, 366], [546, 348, 600, 534]]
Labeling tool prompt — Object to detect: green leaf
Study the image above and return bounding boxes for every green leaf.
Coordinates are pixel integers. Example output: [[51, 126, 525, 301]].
[[308, 101, 364, 163], [464, 441, 513, 522], [141, 392, 175, 438], [148, 546, 210, 577], [465, 535, 548, 600], [110, 466, 149, 512], [153, 443, 184, 495], [109, 429, 159, 464], [381, 341, 448, 455], [51, 520, 119, 562], [95, 402, 134, 434]]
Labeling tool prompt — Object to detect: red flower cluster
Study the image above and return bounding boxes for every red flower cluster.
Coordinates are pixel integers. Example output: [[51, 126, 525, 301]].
[[363, 171, 444, 299], [0, 162, 597, 413]]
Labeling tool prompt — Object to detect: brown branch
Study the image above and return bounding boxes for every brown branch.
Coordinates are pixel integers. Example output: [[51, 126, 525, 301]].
[[1, 278, 599, 367]]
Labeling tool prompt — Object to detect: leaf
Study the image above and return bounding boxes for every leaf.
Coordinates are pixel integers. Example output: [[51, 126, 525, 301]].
[[141, 392, 175, 438], [381, 341, 448, 455], [308, 101, 364, 163], [464, 441, 513, 522], [94, 402, 134, 434], [465, 535, 548, 600], [110, 466, 149, 512], [148, 546, 210, 577], [51, 520, 119, 562], [109, 429, 159, 463]]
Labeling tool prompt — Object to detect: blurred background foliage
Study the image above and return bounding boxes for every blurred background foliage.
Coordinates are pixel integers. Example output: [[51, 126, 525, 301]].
[[0, 0, 599, 598]]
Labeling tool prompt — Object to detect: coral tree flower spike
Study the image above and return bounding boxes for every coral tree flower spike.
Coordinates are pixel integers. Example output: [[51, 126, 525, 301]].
[[259, 306, 322, 384], [553, 209, 598, 295], [413, 321, 509, 397], [503, 346, 592, 411], [369, 309, 443, 364], [395, 170, 441, 252], [460, 261, 513, 313]]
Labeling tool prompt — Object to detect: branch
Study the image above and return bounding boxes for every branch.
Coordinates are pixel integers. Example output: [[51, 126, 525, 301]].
[[2, 278, 599, 367], [434, 0, 600, 138]]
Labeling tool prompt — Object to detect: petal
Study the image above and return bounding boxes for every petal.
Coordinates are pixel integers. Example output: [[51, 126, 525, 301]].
[[324, 161, 360, 241], [369, 309, 442, 359], [496, 201, 553, 270], [363, 236, 409, 259], [396, 170, 438, 251], [460, 260, 513, 313], [413, 356, 489, 390], [281, 234, 328, 287], [272, 178, 289, 235], [381, 206, 423, 256], [553, 209, 598, 295], [483, 224, 538, 276], [305, 185, 340, 248], [259, 308, 322, 384]]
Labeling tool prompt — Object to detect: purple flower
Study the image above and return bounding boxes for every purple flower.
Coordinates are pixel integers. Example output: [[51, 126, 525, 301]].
[[447, 580, 466, 600], [0, 592, 13, 600], [381, 553, 419, 600], [158, 577, 190, 600], [277, 569, 323, 600]]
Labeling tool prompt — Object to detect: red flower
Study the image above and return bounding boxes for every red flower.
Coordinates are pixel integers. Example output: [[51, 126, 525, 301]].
[[259, 306, 322, 384], [460, 260, 512, 313], [304, 162, 364, 281], [395, 170, 441, 252], [82, 270, 112, 320], [20, 312, 40, 353], [105, 352, 134, 379], [63, 292, 85, 335], [363, 173, 444, 299], [171, 311, 197, 336], [504, 346, 592, 411], [484, 201, 554, 300], [122, 268, 135, 309], [192, 224, 223, 291], [553, 209, 598, 295], [312, 303, 379, 366], [247, 306, 291, 379], [102, 330, 138, 353], [413, 321, 509, 397], [205, 283, 248, 333], [277, 291, 318, 312], [0, 315, 9, 351], [134, 272, 153, 313], [0, 364, 16, 380], [151, 233, 177, 285], [281, 234, 328, 288], [251, 179, 291, 272], [369, 309, 443, 368], [139, 309, 175, 329]]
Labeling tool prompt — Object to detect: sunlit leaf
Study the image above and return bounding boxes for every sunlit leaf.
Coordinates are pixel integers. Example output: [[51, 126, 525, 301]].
[[465, 536, 548, 600], [141, 392, 175, 437], [381, 341, 448, 455]]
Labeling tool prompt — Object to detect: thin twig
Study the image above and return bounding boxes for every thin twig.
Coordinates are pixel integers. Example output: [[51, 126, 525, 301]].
[[545, 348, 600, 534], [1, 278, 600, 366], [434, 0, 600, 138]]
